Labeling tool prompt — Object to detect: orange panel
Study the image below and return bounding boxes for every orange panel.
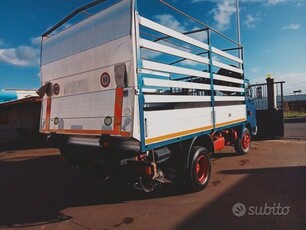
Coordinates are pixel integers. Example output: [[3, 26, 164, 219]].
[[113, 88, 123, 134], [45, 97, 52, 131]]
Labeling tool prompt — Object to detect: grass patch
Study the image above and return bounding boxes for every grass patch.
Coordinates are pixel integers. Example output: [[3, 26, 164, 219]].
[[284, 111, 306, 118]]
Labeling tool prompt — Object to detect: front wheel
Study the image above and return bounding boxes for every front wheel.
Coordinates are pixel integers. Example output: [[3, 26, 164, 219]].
[[234, 128, 251, 155], [186, 146, 211, 192]]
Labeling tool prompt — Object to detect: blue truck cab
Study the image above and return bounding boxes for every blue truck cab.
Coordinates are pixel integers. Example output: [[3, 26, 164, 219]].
[[245, 79, 257, 136]]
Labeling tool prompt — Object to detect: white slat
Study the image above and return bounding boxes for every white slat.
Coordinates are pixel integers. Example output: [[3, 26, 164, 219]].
[[139, 16, 209, 50], [140, 60, 244, 84], [143, 78, 211, 90], [211, 47, 243, 64], [139, 69, 170, 78], [142, 60, 210, 79], [142, 60, 243, 85], [141, 39, 242, 75], [144, 95, 211, 103], [140, 39, 210, 65], [214, 85, 245, 92], [212, 60, 243, 74], [214, 96, 245, 101], [142, 88, 159, 93], [139, 16, 242, 64], [213, 73, 244, 84]]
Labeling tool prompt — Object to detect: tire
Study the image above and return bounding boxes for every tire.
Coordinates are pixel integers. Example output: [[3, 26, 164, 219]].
[[59, 145, 77, 165], [186, 146, 211, 192], [59, 144, 92, 172], [234, 128, 251, 155]]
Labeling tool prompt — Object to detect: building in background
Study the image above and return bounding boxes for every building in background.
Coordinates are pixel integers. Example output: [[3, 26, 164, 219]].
[[0, 89, 38, 103], [0, 90, 44, 147], [284, 94, 306, 112]]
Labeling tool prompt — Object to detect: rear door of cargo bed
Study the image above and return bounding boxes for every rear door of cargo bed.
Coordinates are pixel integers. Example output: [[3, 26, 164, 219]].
[[40, 0, 135, 137]]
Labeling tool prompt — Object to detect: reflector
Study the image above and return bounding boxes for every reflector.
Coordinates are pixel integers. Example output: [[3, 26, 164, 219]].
[[100, 72, 110, 88], [104, 116, 112, 126], [53, 83, 60, 95]]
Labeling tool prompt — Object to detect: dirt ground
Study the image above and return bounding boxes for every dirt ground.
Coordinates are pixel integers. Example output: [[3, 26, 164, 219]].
[[0, 137, 305, 230]]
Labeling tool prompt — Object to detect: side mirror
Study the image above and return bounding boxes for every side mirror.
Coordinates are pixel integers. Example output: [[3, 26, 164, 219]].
[[245, 82, 253, 99]]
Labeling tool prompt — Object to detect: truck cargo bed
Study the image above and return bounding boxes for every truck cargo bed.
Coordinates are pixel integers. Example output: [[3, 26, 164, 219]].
[[40, 0, 246, 152]]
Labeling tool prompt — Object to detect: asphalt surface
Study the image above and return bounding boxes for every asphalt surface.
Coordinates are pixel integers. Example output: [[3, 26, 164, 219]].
[[0, 126, 306, 229], [285, 122, 306, 139]]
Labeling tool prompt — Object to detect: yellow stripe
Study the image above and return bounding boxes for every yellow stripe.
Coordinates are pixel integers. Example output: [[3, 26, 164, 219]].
[[145, 125, 213, 145], [145, 118, 246, 145]]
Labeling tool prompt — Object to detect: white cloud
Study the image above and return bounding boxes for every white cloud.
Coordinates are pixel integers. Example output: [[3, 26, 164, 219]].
[[47, 23, 73, 36], [276, 73, 306, 94], [282, 23, 301, 30], [180, 59, 201, 66], [295, 1, 304, 7], [154, 14, 186, 32], [188, 27, 208, 42], [154, 14, 208, 42], [141, 49, 161, 59], [190, 0, 289, 32], [191, 0, 207, 2], [252, 72, 306, 95], [267, 0, 285, 5], [251, 67, 259, 73], [0, 37, 40, 67], [31, 37, 41, 46], [210, 0, 237, 31], [244, 13, 261, 28], [63, 23, 73, 30]]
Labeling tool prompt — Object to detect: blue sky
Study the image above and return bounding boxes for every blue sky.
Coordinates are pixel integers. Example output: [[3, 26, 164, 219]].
[[0, 0, 305, 94]]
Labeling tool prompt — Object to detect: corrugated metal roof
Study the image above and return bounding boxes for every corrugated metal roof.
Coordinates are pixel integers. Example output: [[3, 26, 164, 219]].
[[0, 89, 38, 103], [284, 94, 306, 102], [0, 96, 41, 107]]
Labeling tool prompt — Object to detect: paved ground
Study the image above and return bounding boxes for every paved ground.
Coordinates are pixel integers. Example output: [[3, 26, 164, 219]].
[[285, 122, 306, 139], [0, 138, 305, 230]]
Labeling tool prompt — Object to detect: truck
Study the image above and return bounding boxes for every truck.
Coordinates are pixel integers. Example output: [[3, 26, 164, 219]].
[[38, 0, 257, 192]]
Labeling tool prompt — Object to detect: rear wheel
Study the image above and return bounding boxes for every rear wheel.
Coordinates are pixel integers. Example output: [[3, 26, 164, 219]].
[[234, 128, 251, 155], [186, 146, 211, 191]]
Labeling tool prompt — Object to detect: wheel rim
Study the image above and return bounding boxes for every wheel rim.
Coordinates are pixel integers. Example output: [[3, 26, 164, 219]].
[[242, 133, 251, 150], [195, 155, 209, 184]]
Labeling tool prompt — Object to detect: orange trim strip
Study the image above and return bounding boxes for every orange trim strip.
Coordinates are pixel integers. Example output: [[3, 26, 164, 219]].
[[45, 97, 52, 131], [114, 88, 123, 134], [48, 129, 130, 137], [120, 131, 131, 137], [145, 125, 214, 145]]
